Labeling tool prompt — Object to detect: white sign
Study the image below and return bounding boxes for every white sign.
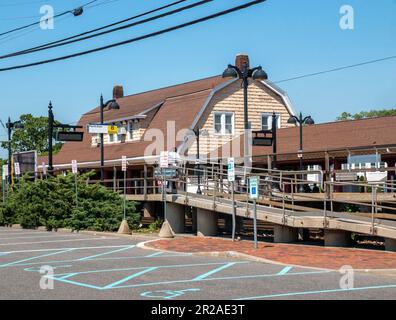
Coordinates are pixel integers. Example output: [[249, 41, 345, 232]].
[[160, 151, 169, 168], [122, 156, 127, 172], [227, 158, 235, 182], [2, 165, 8, 181], [87, 124, 108, 134], [249, 176, 259, 199], [71, 160, 78, 175], [14, 162, 21, 176], [42, 162, 47, 175]]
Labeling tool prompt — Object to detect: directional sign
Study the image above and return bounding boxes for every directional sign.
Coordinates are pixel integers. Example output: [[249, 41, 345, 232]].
[[14, 162, 21, 176], [71, 160, 78, 175], [154, 168, 177, 179], [56, 131, 84, 142], [108, 126, 118, 135], [87, 124, 108, 134], [227, 158, 235, 182], [122, 156, 127, 172], [249, 176, 259, 199]]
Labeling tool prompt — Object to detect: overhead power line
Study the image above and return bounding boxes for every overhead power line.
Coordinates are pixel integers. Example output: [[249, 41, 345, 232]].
[[0, 0, 267, 72], [0, 0, 99, 37], [274, 55, 396, 84], [0, 0, 192, 59]]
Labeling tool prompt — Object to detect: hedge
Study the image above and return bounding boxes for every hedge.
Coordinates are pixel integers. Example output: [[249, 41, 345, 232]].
[[0, 171, 140, 232]]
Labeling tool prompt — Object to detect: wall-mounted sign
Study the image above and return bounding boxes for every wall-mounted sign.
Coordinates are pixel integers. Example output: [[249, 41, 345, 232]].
[[108, 126, 118, 135], [14, 162, 21, 176], [88, 124, 108, 134]]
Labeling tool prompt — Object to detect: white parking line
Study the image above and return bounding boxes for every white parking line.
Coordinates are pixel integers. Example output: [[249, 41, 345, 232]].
[[0, 237, 117, 246], [0, 244, 135, 254], [0, 235, 77, 241]]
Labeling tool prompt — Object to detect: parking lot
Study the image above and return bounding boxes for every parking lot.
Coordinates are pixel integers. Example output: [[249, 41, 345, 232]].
[[0, 227, 396, 300]]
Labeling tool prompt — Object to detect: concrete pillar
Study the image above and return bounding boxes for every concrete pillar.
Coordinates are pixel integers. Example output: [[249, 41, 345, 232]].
[[166, 203, 185, 234], [324, 229, 352, 247], [192, 208, 197, 233], [143, 202, 155, 218], [197, 208, 218, 237], [385, 238, 396, 252], [273, 225, 298, 243]]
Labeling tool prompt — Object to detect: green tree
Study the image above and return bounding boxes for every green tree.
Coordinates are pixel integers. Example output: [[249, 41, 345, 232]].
[[337, 108, 396, 121], [0, 114, 64, 155]]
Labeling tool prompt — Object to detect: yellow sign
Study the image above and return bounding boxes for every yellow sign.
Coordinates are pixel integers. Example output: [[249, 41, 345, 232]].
[[108, 126, 118, 134]]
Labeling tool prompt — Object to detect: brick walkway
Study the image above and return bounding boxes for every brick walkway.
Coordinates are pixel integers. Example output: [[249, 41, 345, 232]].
[[146, 237, 396, 270]]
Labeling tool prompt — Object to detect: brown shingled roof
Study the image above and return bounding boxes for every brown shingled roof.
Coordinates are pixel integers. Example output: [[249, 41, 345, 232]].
[[211, 116, 396, 161], [45, 75, 226, 166]]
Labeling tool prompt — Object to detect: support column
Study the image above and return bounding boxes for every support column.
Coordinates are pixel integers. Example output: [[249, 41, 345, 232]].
[[273, 225, 298, 243], [166, 203, 185, 234], [192, 208, 197, 233], [324, 229, 352, 247], [197, 208, 218, 237], [385, 238, 396, 252]]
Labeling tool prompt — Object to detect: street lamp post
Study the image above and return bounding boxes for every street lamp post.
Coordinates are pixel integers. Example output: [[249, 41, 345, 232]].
[[99, 95, 120, 182], [287, 112, 315, 192], [192, 128, 208, 194], [222, 63, 268, 165]]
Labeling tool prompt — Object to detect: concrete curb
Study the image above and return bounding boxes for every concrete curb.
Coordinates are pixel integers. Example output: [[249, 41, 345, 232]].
[[4, 225, 159, 241], [137, 237, 396, 273]]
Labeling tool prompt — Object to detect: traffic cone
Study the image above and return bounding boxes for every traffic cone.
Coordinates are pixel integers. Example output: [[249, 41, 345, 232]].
[[117, 219, 131, 235], [159, 220, 175, 238]]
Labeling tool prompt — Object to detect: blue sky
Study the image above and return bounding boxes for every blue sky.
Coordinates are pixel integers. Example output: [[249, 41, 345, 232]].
[[0, 0, 395, 158]]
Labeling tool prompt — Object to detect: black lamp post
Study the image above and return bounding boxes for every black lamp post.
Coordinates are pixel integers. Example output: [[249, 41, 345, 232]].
[[192, 128, 208, 194], [99, 95, 120, 182], [287, 112, 315, 192], [222, 63, 268, 164], [6, 117, 23, 185]]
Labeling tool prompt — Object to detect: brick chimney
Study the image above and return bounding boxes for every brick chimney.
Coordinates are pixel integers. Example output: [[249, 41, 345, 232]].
[[113, 85, 124, 99], [235, 54, 250, 70]]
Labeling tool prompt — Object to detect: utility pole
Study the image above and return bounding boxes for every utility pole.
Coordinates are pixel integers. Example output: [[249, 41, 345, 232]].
[[7, 117, 12, 185], [48, 102, 54, 173]]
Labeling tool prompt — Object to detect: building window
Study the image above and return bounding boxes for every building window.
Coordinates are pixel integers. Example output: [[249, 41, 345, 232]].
[[214, 112, 234, 135], [261, 113, 281, 131]]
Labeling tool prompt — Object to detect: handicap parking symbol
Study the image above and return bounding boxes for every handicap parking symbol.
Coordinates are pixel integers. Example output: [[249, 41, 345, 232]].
[[141, 288, 200, 299]]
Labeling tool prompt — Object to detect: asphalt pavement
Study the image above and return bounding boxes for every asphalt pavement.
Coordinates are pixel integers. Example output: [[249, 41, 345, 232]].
[[0, 227, 396, 300]]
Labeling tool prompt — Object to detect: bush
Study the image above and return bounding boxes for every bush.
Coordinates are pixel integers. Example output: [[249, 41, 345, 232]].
[[0, 171, 140, 231]]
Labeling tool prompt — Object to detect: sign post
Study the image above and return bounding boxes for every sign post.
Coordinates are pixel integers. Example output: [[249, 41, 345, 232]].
[[71, 160, 78, 207], [122, 156, 127, 220], [249, 176, 260, 249], [228, 158, 236, 241], [160, 152, 169, 222], [2, 164, 8, 204]]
